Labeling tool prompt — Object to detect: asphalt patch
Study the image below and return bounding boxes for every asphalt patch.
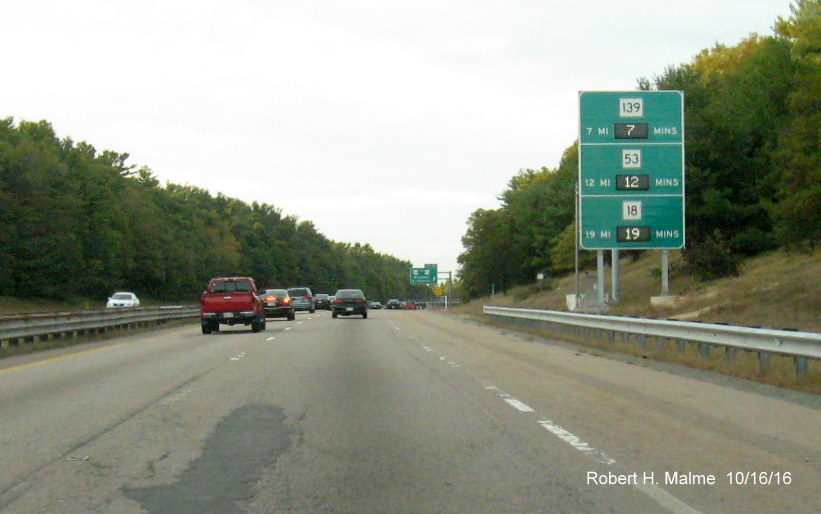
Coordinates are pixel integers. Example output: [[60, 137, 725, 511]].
[[124, 404, 291, 513]]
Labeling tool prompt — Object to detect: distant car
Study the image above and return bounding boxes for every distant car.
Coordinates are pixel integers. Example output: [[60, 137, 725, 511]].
[[405, 300, 417, 310], [287, 287, 315, 313], [261, 289, 295, 320], [386, 299, 401, 310], [314, 293, 331, 310], [369, 301, 383, 309], [332, 289, 368, 319], [106, 292, 140, 308]]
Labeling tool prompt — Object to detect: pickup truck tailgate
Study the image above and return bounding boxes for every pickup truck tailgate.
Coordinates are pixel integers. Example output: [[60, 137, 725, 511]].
[[201, 293, 256, 314]]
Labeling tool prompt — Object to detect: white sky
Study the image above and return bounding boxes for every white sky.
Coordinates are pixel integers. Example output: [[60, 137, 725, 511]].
[[3, 0, 790, 278]]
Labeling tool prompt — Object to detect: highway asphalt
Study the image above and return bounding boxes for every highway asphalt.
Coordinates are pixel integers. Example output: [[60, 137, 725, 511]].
[[0, 309, 818, 513]]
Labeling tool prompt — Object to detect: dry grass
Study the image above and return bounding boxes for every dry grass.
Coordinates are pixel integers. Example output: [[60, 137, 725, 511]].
[[453, 248, 820, 393]]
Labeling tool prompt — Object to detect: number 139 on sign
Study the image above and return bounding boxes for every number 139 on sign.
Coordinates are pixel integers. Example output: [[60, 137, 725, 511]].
[[619, 98, 643, 117]]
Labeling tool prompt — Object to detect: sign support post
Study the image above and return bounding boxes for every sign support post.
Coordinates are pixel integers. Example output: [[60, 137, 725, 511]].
[[612, 249, 620, 303], [661, 249, 670, 297], [579, 90, 685, 302], [597, 251, 606, 314]]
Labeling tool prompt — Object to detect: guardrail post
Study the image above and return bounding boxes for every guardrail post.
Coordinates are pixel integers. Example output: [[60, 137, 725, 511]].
[[725, 347, 737, 363], [655, 336, 666, 351], [676, 340, 687, 352], [699, 343, 710, 358], [637, 334, 647, 350], [608, 331, 615, 345], [794, 356, 808, 376], [758, 352, 770, 372]]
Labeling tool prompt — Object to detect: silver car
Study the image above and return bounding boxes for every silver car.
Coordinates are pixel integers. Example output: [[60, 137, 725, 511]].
[[286, 287, 315, 313], [106, 292, 140, 308]]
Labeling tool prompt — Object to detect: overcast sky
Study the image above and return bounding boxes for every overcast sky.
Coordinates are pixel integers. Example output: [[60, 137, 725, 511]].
[[3, 0, 790, 278]]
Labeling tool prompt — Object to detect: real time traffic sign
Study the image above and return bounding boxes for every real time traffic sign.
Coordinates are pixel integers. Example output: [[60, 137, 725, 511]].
[[579, 91, 685, 250]]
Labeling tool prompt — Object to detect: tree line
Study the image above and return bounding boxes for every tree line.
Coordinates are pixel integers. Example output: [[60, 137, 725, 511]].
[[458, 1, 819, 300], [0, 118, 427, 303]]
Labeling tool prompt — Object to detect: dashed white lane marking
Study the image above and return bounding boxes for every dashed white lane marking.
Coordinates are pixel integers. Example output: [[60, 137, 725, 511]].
[[284, 327, 292, 331], [505, 398, 536, 412], [230, 352, 247, 361], [505, 399, 535, 412], [537, 420, 615, 465], [423, 353, 699, 511], [266, 336, 275, 341], [634, 484, 703, 514]]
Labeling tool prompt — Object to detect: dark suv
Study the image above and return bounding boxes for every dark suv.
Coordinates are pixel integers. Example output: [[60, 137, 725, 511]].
[[332, 289, 368, 319], [314, 293, 331, 310]]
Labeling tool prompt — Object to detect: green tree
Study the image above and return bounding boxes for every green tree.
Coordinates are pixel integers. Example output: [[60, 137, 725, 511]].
[[772, 0, 821, 248]]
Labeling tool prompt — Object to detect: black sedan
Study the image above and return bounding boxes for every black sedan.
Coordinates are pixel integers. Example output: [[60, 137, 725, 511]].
[[261, 289, 296, 321], [332, 289, 368, 319]]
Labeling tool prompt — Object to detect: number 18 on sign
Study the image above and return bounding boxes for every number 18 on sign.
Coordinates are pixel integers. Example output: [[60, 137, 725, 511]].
[[578, 91, 685, 249]]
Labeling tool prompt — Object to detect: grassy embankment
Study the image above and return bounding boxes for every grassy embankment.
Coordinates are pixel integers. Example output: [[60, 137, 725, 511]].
[[452, 249, 820, 394]]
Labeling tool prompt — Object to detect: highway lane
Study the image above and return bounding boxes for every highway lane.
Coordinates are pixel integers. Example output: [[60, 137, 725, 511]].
[[0, 309, 818, 513]]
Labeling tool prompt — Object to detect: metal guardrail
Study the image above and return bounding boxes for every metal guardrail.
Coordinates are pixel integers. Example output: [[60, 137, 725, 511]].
[[0, 306, 199, 347], [483, 306, 821, 375]]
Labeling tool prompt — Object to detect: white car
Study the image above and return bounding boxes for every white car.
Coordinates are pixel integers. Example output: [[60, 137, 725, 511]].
[[106, 292, 140, 308]]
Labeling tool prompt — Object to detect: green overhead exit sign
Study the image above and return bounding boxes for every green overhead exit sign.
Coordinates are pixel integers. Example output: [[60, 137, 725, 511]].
[[410, 264, 437, 285], [579, 91, 685, 250]]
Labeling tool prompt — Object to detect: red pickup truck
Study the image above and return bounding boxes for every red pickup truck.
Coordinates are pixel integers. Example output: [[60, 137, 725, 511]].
[[200, 277, 266, 334]]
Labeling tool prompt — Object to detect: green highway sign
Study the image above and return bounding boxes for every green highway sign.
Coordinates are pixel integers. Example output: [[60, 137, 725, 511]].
[[579, 91, 685, 250], [410, 264, 437, 285]]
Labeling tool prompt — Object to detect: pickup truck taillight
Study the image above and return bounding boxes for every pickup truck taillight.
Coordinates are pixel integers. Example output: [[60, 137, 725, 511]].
[[266, 295, 278, 302], [283, 297, 291, 304]]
